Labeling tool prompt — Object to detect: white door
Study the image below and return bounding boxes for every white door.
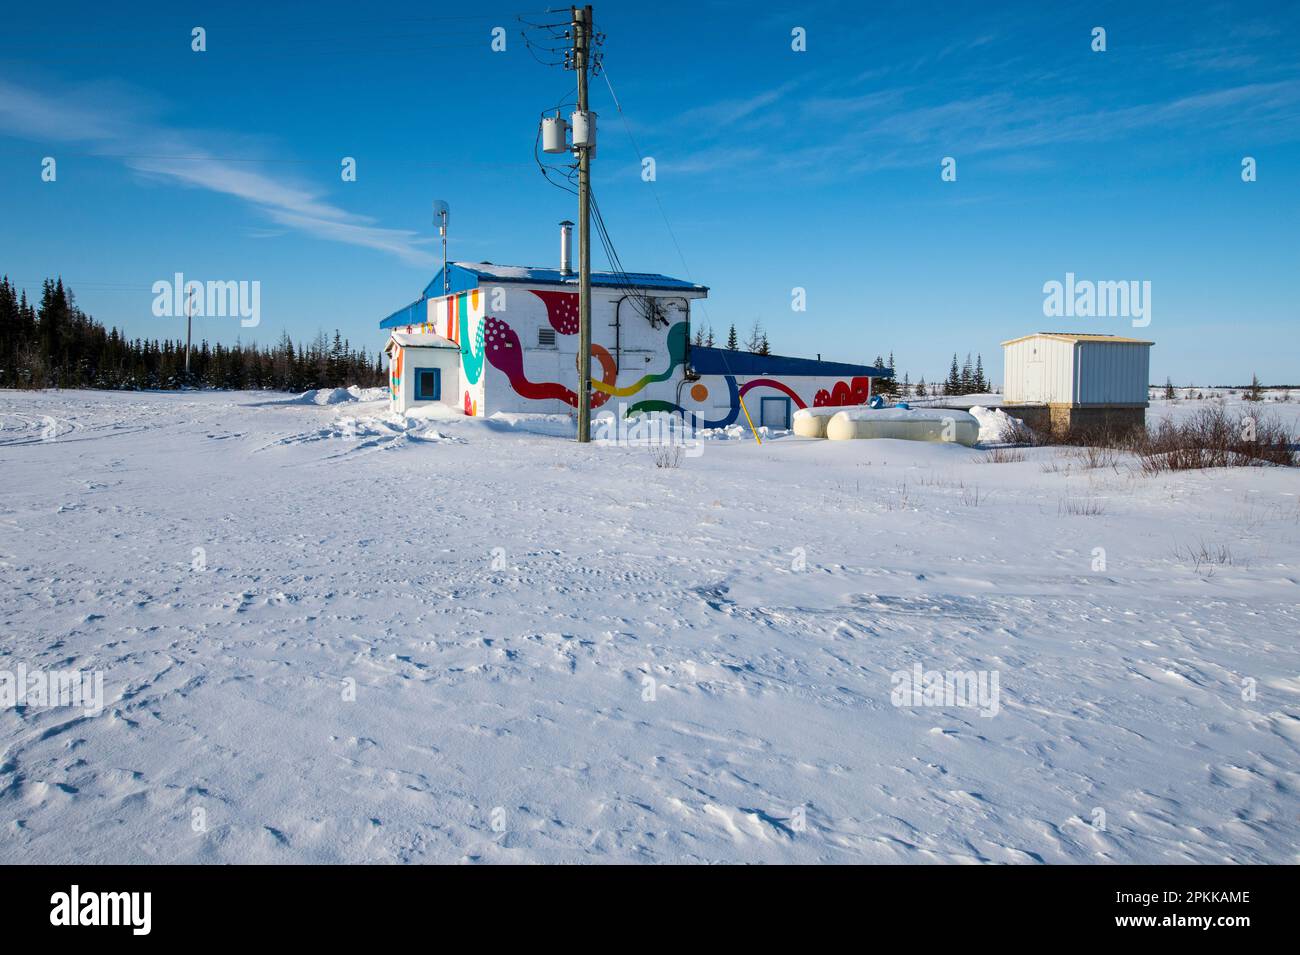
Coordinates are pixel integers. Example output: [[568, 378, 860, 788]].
[[1026, 359, 1044, 402]]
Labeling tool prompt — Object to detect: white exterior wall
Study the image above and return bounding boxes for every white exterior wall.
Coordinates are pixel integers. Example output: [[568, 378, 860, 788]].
[[1003, 336, 1076, 404], [1075, 341, 1150, 405], [389, 345, 460, 414]]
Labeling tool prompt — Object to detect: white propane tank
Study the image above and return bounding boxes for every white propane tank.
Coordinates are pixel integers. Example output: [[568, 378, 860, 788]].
[[570, 110, 596, 154], [541, 114, 568, 154]]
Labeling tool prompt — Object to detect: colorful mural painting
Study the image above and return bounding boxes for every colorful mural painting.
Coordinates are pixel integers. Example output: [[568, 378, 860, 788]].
[[476, 288, 872, 425], [452, 290, 486, 387], [531, 290, 580, 335], [382, 266, 887, 420], [483, 315, 618, 409], [389, 347, 402, 402], [815, 376, 871, 407]]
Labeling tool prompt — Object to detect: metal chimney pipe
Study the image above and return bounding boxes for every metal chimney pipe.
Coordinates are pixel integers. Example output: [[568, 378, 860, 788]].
[[559, 219, 574, 276]]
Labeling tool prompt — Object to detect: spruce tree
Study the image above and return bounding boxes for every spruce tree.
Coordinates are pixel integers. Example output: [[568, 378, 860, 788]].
[[726, 324, 738, 350]]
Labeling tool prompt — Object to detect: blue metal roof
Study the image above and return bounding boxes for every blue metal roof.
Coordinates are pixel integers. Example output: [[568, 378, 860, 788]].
[[382, 262, 708, 329], [380, 298, 428, 330], [689, 346, 892, 379], [419, 263, 493, 300], [449, 262, 705, 292]]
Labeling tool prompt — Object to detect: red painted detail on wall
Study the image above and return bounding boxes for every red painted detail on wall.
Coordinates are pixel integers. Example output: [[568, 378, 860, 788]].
[[814, 376, 873, 407], [738, 378, 808, 409], [529, 290, 580, 335], [484, 316, 616, 409]]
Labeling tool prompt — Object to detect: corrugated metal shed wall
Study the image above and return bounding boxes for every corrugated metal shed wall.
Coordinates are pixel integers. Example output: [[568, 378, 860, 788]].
[[1075, 341, 1149, 405]]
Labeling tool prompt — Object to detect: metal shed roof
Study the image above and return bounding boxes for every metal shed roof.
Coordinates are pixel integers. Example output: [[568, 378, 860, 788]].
[[1001, 332, 1154, 346]]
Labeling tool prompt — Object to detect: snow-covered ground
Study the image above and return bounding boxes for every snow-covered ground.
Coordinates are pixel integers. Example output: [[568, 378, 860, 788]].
[[1, 388, 1297, 864]]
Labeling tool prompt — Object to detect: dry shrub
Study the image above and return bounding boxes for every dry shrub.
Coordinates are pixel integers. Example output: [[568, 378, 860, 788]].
[[999, 418, 1047, 446], [1010, 405, 1295, 473], [1066, 444, 1120, 470], [1171, 539, 1234, 575], [979, 448, 1026, 464], [651, 445, 683, 469], [1137, 408, 1295, 474], [1059, 496, 1106, 516]]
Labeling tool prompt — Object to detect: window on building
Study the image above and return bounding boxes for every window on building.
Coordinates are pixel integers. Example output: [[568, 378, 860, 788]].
[[414, 367, 441, 401], [537, 327, 556, 348]]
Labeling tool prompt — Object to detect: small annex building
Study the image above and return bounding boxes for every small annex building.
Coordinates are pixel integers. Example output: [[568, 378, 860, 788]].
[[384, 331, 460, 411]]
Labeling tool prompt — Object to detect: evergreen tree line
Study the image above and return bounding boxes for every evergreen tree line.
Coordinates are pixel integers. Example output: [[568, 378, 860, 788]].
[[0, 276, 385, 392], [930, 352, 990, 396], [694, 321, 772, 356], [678, 316, 998, 402]]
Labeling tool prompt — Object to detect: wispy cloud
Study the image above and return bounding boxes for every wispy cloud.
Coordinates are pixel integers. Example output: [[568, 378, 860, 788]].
[[0, 77, 434, 267], [655, 71, 1300, 184]]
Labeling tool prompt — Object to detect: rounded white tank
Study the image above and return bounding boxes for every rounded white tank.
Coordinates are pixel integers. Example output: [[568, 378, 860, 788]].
[[825, 407, 980, 446], [792, 407, 839, 438], [570, 110, 597, 153], [541, 115, 568, 154]]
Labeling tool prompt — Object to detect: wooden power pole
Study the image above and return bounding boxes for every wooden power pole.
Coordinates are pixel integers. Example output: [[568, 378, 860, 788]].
[[574, 4, 593, 443], [185, 284, 194, 380]]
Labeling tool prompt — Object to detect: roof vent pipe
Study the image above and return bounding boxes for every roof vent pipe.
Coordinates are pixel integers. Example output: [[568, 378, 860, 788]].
[[559, 220, 574, 276]]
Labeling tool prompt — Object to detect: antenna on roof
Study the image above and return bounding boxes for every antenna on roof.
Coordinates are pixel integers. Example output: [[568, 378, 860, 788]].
[[433, 200, 450, 296]]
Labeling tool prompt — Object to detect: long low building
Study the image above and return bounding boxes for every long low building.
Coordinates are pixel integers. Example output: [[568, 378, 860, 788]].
[[379, 238, 891, 429]]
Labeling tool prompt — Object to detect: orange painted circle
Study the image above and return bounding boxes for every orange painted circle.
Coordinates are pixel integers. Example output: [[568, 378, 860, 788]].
[[690, 383, 709, 402]]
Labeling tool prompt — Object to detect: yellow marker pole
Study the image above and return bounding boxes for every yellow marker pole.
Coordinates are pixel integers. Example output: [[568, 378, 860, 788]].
[[737, 392, 762, 445]]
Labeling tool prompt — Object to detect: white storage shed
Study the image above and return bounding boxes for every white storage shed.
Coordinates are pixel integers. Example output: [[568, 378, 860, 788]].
[[1002, 333, 1152, 406]]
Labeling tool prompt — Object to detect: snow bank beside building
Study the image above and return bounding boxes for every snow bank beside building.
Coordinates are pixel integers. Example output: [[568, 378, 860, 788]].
[[968, 405, 1027, 444]]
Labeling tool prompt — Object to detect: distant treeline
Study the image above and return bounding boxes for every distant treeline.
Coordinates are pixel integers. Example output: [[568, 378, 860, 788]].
[[0, 276, 384, 392]]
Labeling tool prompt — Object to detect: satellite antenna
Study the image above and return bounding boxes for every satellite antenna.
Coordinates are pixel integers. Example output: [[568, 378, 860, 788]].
[[433, 200, 450, 296]]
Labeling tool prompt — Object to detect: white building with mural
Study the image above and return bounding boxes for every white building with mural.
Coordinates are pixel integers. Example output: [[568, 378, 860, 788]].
[[381, 251, 892, 430]]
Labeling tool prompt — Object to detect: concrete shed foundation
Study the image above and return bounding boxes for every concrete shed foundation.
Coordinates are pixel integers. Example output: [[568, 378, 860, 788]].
[[1006, 403, 1146, 438]]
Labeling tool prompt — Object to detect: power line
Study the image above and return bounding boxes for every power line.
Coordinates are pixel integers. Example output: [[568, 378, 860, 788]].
[[599, 66, 710, 323]]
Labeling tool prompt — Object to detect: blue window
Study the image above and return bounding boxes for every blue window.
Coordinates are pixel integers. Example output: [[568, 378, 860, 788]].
[[414, 367, 441, 401]]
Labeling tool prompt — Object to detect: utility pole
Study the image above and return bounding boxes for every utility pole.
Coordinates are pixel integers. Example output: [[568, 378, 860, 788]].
[[184, 283, 194, 381], [574, 4, 593, 442]]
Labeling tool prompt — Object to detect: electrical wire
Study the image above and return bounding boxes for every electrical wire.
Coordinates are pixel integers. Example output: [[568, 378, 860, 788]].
[[599, 66, 711, 327]]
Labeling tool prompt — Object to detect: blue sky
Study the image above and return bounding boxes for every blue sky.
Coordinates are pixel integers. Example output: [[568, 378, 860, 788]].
[[1, 0, 1297, 385]]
